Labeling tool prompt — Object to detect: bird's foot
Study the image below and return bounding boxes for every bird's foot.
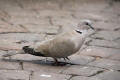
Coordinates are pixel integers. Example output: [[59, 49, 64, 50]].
[[51, 61, 67, 66], [63, 57, 70, 62]]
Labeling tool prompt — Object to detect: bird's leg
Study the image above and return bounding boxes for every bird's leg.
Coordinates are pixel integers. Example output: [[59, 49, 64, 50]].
[[52, 58, 59, 65], [63, 58, 67, 61], [66, 57, 70, 61], [63, 57, 70, 62]]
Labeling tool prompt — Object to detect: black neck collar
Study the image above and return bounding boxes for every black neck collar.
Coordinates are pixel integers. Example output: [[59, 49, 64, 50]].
[[75, 30, 82, 34]]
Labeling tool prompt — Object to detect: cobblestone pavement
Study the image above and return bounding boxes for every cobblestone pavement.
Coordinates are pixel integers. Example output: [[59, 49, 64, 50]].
[[0, 0, 120, 80]]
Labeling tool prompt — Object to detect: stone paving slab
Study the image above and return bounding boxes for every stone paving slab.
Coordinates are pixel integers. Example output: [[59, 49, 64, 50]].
[[68, 54, 95, 65], [90, 30, 120, 41], [88, 39, 120, 49], [0, 70, 30, 80], [62, 65, 104, 76], [0, 50, 8, 59], [109, 53, 120, 61], [92, 71, 120, 80], [31, 71, 71, 80], [0, 24, 27, 33], [88, 59, 120, 71], [80, 46, 120, 58], [23, 61, 70, 74], [0, 59, 21, 70], [70, 76, 101, 80]]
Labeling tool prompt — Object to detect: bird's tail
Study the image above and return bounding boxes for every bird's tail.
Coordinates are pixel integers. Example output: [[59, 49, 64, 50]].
[[22, 46, 45, 57]]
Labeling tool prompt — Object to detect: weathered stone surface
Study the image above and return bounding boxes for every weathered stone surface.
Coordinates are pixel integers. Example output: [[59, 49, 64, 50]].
[[0, 39, 22, 50], [91, 30, 120, 41], [62, 65, 104, 76], [52, 17, 78, 27], [0, 70, 30, 80], [92, 71, 120, 80], [31, 71, 71, 80], [80, 46, 120, 58], [61, 0, 108, 11], [23, 24, 59, 34], [88, 39, 120, 49], [0, 24, 27, 33], [9, 17, 50, 25], [92, 21, 120, 30], [0, 33, 45, 50], [37, 10, 72, 18], [0, 33, 45, 42], [0, 50, 8, 59], [8, 10, 37, 17], [0, 59, 21, 70], [18, 0, 60, 10], [11, 54, 45, 61], [88, 59, 120, 70], [23, 61, 70, 73], [71, 76, 101, 80], [68, 54, 95, 65], [73, 12, 108, 22], [109, 54, 120, 60]]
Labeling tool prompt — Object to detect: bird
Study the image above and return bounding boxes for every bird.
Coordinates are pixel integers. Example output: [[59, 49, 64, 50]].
[[3, 20, 95, 65]]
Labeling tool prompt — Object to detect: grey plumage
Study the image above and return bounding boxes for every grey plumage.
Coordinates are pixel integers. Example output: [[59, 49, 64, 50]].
[[3, 20, 94, 64]]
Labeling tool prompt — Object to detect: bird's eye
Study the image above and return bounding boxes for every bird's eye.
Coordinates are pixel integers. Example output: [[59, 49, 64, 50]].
[[85, 22, 89, 25]]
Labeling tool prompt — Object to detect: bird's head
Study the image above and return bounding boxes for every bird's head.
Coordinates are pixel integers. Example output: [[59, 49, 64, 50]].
[[76, 20, 95, 31]]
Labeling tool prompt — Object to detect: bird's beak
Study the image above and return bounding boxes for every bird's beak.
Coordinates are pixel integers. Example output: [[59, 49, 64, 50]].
[[88, 24, 95, 30]]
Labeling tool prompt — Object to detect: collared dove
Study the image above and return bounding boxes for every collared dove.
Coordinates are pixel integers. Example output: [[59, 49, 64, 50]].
[[3, 20, 94, 65]]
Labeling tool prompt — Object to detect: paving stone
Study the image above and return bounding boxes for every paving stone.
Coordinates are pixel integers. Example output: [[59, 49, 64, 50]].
[[114, 38, 120, 43], [0, 50, 8, 59], [0, 59, 21, 70], [61, 0, 108, 11], [62, 65, 104, 76], [8, 10, 37, 17], [37, 10, 72, 18], [71, 76, 101, 80], [109, 54, 120, 61], [0, 24, 27, 33], [80, 46, 120, 58], [0, 39, 22, 50], [0, 19, 8, 25], [88, 59, 120, 70], [23, 61, 70, 73], [68, 54, 95, 65], [0, 70, 30, 80], [0, 0, 21, 11], [91, 30, 120, 41], [52, 17, 78, 27], [9, 17, 50, 25], [11, 54, 45, 61], [92, 71, 120, 80], [19, 0, 60, 10], [0, 33, 46, 50], [88, 39, 120, 49], [31, 71, 71, 80], [0, 10, 10, 20], [23, 24, 59, 34], [93, 21, 120, 30], [73, 12, 108, 22], [0, 33, 45, 42]]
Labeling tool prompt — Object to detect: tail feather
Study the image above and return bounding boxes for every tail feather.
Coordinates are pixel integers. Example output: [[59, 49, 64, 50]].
[[22, 46, 45, 57]]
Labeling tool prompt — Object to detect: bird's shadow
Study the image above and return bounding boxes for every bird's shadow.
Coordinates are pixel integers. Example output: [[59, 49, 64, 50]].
[[1, 58, 76, 66]]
